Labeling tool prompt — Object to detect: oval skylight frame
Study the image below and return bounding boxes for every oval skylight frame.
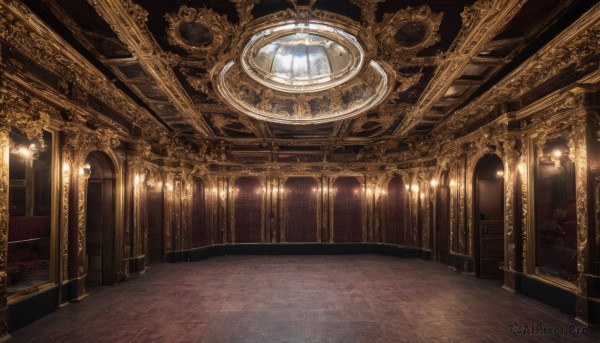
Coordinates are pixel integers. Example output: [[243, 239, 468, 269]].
[[241, 21, 365, 93]]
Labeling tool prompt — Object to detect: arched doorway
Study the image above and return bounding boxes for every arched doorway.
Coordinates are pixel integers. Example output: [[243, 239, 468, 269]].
[[436, 171, 450, 263], [85, 152, 116, 286], [474, 154, 504, 279]]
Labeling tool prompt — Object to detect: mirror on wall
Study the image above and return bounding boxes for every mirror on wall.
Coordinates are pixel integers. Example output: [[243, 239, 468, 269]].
[[535, 137, 577, 283], [7, 129, 53, 295]]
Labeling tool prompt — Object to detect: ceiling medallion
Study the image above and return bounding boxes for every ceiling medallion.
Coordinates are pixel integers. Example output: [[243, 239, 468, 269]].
[[213, 18, 394, 125]]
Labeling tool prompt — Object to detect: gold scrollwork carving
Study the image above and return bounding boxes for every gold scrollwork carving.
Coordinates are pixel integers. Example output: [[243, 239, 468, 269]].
[[165, 6, 234, 59], [376, 6, 442, 63]]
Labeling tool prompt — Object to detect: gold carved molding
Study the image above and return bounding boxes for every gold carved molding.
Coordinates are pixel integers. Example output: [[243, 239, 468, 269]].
[[376, 6, 443, 66], [395, 0, 528, 137], [87, 0, 214, 138], [165, 6, 234, 60], [433, 4, 600, 137]]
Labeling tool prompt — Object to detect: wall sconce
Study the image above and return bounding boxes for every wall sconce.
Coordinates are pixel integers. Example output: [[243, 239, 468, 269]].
[[79, 163, 91, 177], [62, 163, 70, 173], [420, 192, 425, 200], [517, 163, 526, 175], [551, 149, 562, 168], [496, 170, 504, 178], [430, 179, 438, 188], [134, 174, 140, 185], [449, 180, 457, 187], [404, 184, 410, 191], [411, 184, 419, 192], [165, 182, 173, 192], [16, 145, 32, 158]]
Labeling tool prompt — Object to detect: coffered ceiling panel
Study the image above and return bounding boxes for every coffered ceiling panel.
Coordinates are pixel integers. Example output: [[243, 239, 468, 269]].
[[21, 0, 591, 165]]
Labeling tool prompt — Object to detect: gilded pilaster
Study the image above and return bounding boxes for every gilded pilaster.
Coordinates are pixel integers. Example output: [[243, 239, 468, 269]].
[[421, 177, 432, 251], [502, 139, 521, 292], [519, 141, 529, 274], [573, 105, 592, 323], [58, 136, 73, 285], [163, 172, 174, 252], [173, 174, 183, 252], [0, 127, 10, 337]]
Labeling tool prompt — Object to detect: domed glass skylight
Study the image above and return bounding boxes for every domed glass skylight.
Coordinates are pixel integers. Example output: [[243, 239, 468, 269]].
[[241, 22, 364, 93]]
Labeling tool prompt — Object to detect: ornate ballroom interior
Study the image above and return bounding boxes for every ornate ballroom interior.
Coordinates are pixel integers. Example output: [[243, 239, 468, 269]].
[[0, 0, 599, 340]]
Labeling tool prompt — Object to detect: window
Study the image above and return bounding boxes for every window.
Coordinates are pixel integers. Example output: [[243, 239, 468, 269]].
[[535, 137, 577, 283], [7, 130, 53, 296]]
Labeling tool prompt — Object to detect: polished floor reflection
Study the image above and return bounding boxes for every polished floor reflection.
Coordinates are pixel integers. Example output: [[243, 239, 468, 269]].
[[10, 255, 599, 342]]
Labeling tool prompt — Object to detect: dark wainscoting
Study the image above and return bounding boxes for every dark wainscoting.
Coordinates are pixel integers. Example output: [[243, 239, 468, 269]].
[[166, 243, 430, 263], [8, 285, 60, 332]]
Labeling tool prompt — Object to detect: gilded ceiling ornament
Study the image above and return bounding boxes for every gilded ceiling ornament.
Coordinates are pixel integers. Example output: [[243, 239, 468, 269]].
[[350, 0, 384, 29], [395, 0, 527, 138], [214, 58, 394, 124], [376, 6, 443, 61], [389, 71, 423, 103], [211, 113, 258, 137], [351, 113, 396, 137], [229, 0, 260, 26], [165, 6, 234, 59]]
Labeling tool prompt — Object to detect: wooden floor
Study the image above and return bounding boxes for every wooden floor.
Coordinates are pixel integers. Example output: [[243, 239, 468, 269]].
[[9, 255, 599, 342]]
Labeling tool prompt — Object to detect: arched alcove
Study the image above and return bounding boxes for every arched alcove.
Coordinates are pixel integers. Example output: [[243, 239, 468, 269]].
[[85, 151, 116, 286]]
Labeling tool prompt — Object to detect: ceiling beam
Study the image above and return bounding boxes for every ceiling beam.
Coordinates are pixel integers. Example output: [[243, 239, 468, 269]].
[[88, 0, 214, 138], [392, 0, 527, 137]]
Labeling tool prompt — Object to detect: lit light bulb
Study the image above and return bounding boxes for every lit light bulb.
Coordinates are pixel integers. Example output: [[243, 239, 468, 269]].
[[552, 150, 562, 158]]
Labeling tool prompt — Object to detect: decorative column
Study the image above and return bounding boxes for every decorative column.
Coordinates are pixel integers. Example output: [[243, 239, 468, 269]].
[[365, 175, 377, 242], [124, 153, 147, 274], [163, 172, 174, 255], [573, 97, 598, 325], [181, 175, 193, 252], [323, 176, 332, 243], [0, 127, 10, 338], [63, 129, 89, 301], [216, 175, 228, 243], [421, 175, 432, 252], [501, 139, 521, 292]]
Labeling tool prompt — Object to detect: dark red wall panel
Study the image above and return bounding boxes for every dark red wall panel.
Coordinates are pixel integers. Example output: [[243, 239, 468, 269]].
[[234, 177, 262, 243], [385, 177, 405, 245], [285, 178, 318, 242], [333, 177, 362, 242], [191, 179, 209, 247]]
